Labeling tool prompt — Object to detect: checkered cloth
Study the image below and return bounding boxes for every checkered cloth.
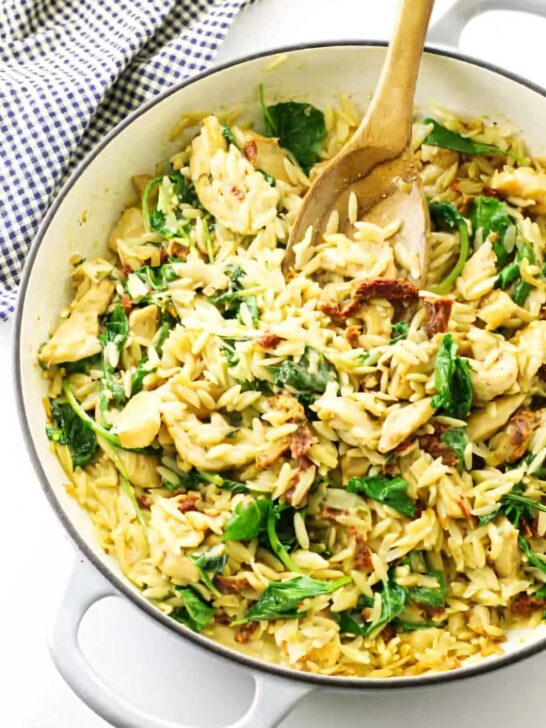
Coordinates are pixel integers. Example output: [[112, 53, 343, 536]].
[[0, 0, 254, 321]]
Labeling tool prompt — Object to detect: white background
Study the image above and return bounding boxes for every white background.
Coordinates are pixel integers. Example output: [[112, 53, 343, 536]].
[[3, 0, 546, 726]]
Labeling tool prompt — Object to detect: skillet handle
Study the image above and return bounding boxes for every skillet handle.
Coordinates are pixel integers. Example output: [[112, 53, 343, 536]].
[[49, 559, 313, 728], [428, 0, 546, 47]]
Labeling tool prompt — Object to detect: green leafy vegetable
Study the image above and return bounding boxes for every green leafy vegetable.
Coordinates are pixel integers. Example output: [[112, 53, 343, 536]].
[[191, 552, 228, 596], [423, 118, 512, 158], [428, 201, 470, 294], [62, 354, 101, 375], [440, 428, 468, 468], [347, 475, 415, 517], [165, 469, 249, 494], [142, 171, 198, 239], [98, 305, 129, 417], [390, 321, 409, 344], [221, 125, 238, 147], [239, 378, 274, 395], [336, 581, 407, 637], [211, 266, 258, 325], [431, 334, 473, 420], [469, 196, 514, 266], [266, 503, 301, 573], [519, 534, 546, 575], [477, 485, 546, 574], [220, 338, 241, 367], [241, 574, 350, 623], [258, 169, 276, 186], [394, 618, 446, 631], [407, 570, 448, 608], [270, 347, 336, 397], [224, 498, 270, 541], [172, 587, 215, 632], [134, 264, 178, 292], [259, 83, 326, 172], [496, 243, 537, 306], [62, 382, 123, 448], [47, 400, 97, 467], [155, 310, 178, 355], [130, 359, 149, 396]]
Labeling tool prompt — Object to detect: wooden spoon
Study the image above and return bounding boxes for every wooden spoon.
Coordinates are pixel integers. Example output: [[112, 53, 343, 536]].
[[284, 0, 434, 285]]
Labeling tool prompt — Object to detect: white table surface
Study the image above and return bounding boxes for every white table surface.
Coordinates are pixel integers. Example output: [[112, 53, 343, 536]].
[[3, 1, 546, 726]]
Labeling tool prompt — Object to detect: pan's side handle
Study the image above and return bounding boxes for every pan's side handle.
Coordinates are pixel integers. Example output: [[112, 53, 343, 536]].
[[429, 0, 546, 48], [49, 560, 313, 728]]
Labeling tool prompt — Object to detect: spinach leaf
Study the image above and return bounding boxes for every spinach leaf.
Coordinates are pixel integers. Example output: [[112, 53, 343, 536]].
[[497, 243, 537, 306], [336, 581, 407, 637], [221, 125, 238, 147], [47, 400, 97, 468], [220, 338, 241, 367], [440, 427, 468, 467], [155, 309, 178, 355], [98, 305, 129, 350], [259, 84, 326, 173], [166, 469, 249, 494], [62, 382, 122, 448], [270, 347, 336, 397], [130, 359, 149, 396], [407, 570, 448, 608], [347, 475, 415, 517], [431, 334, 473, 420], [239, 379, 274, 395], [191, 552, 227, 596], [423, 118, 511, 158], [62, 353, 101, 375], [211, 266, 258, 325], [242, 574, 350, 623], [519, 534, 546, 575], [394, 618, 446, 631], [142, 171, 198, 239], [134, 264, 178, 292], [428, 201, 470, 294], [390, 321, 409, 344], [477, 485, 546, 574], [224, 498, 270, 541], [258, 169, 276, 186], [469, 196, 514, 266], [98, 305, 129, 415], [172, 587, 215, 632], [266, 502, 301, 573], [223, 497, 301, 572]]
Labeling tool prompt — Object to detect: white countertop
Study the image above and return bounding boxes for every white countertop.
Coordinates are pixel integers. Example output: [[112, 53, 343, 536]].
[[3, 1, 546, 726]]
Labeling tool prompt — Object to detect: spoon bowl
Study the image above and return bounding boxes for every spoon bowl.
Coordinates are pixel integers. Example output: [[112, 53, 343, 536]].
[[284, 0, 434, 285]]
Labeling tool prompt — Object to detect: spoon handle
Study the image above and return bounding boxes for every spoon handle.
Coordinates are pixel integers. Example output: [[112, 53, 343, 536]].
[[352, 0, 434, 154]]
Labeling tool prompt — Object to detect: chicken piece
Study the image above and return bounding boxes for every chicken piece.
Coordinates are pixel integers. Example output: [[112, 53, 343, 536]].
[[129, 304, 159, 347], [108, 207, 161, 271], [466, 394, 525, 442], [116, 450, 162, 488], [456, 240, 497, 301], [378, 397, 436, 453], [171, 261, 228, 291], [490, 516, 521, 578], [491, 166, 546, 214], [477, 290, 534, 331], [39, 278, 115, 366], [513, 320, 546, 392], [116, 390, 162, 449], [466, 331, 519, 402], [489, 409, 540, 466], [243, 131, 292, 184], [189, 116, 280, 234]]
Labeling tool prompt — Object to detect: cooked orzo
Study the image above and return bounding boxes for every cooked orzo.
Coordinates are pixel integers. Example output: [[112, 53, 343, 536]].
[[39, 88, 546, 677]]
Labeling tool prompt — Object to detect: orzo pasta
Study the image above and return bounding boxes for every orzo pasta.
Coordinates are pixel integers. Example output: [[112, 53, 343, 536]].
[[39, 90, 546, 677]]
